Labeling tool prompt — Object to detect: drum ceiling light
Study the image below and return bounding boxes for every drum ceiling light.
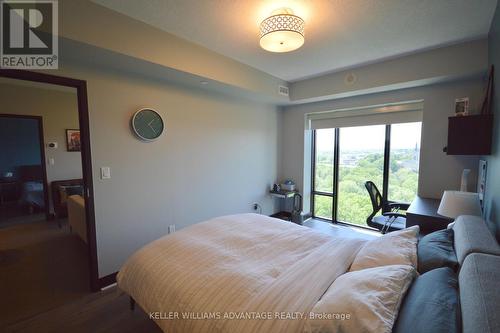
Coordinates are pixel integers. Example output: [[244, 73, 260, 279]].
[[259, 8, 305, 53]]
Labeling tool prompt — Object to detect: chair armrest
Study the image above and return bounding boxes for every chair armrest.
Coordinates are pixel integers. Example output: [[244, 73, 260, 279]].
[[388, 202, 410, 211], [382, 212, 407, 219]]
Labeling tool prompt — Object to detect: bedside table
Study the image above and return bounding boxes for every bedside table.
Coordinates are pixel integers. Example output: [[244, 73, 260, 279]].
[[406, 196, 453, 234]]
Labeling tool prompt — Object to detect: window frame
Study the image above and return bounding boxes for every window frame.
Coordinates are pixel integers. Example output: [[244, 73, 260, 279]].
[[311, 123, 420, 226]]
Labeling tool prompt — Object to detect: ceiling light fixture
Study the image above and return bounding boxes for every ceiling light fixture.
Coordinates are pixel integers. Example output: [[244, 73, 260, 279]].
[[259, 8, 305, 53]]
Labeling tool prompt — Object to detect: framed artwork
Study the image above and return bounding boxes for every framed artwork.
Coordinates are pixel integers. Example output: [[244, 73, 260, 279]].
[[66, 129, 81, 152], [455, 97, 469, 116]]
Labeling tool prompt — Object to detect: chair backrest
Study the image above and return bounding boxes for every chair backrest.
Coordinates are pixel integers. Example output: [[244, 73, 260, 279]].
[[365, 181, 383, 223]]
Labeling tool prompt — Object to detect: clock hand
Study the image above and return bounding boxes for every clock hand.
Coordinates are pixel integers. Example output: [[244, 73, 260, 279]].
[[148, 123, 157, 134]]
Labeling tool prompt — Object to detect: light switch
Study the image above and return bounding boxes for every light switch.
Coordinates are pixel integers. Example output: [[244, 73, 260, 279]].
[[48, 158, 55, 165], [100, 167, 111, 179]]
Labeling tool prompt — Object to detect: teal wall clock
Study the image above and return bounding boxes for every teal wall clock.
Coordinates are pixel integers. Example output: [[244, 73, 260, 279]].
[[131, 108, 164, 141]]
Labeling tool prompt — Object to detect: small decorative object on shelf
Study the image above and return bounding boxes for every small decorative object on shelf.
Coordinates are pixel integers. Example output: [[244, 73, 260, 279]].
[[454, 97, 469, 116], [269, 189, 297, 198], [281, 179, 295, 191], [270, 179, 297, 198]]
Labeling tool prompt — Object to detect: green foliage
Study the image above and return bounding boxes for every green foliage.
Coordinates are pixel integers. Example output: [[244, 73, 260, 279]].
[[314, 149, 418, 227]]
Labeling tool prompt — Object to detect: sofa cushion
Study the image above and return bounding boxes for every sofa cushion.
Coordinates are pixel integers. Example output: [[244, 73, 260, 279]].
[[393, 267, 459, 333], [453, 215, 500, 265], [417, 228, 458, 274], [459, 253, 500, 333]]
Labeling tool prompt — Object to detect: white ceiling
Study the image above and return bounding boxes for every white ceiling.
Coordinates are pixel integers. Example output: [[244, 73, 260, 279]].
[[92, 0, 497, 82]]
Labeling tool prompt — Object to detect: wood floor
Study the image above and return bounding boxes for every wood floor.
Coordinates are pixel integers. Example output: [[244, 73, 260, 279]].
[[4, 287, 161, 333], [0, 218, 91, 328], [303, 218, 379, 240], [2, 218, 377, 332]]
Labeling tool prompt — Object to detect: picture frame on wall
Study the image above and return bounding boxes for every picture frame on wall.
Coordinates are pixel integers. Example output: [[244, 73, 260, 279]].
[[66, 129, 81, 152], [455, 97, 469, 116]]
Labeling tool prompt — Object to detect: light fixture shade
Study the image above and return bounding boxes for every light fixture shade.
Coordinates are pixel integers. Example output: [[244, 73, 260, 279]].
[[437, 190, 482, 219], [260, 13, 304, 53]]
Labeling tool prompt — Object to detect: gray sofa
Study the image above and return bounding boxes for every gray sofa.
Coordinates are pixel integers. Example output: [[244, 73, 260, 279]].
[[452, 215, 500, 333]]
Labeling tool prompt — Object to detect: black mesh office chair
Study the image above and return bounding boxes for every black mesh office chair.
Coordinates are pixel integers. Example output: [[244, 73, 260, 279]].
[[365, 181, 409, 234]]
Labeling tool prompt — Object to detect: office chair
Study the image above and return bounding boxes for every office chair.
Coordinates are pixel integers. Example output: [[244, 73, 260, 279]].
[[365, 181, 409, 234]]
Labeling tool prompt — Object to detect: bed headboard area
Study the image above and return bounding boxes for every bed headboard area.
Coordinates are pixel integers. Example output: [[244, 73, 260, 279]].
[[453, 216, 500, 333]]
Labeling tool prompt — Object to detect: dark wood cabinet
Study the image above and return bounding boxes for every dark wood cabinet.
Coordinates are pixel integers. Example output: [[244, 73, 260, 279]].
[[446, 114, 493, 155]]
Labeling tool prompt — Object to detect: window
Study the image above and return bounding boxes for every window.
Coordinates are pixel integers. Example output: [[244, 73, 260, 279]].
[[312, 129, 335, 219], [337, 125, 385, 226], [312, 122, 422, 228], [388, 122, 421, 203]]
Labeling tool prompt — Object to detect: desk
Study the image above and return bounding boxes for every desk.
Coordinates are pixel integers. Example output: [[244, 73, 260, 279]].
[[406, 196, 453, 234]]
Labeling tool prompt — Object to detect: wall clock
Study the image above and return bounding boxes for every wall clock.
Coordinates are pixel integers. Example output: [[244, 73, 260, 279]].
[[131, 108, 164, 141]]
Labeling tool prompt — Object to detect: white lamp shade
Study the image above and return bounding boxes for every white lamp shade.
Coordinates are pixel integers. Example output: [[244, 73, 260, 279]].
[[437, 191, 482, 219]]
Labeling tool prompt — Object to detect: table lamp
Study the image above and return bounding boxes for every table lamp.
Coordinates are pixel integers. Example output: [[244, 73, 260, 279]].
[[437, 190, 482, 219]]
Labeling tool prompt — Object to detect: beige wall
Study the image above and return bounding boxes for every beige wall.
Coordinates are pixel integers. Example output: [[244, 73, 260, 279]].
[[49, 62, 279, 277], [289, 39, 488, 103], [0, 82, 82, 211], [281, 79, 484, 214], [56, 0, 287, 103]]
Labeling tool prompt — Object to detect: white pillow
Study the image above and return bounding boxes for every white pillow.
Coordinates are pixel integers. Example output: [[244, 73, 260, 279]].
[[350, 226, 419, 272], [307, 265, 416, 333]]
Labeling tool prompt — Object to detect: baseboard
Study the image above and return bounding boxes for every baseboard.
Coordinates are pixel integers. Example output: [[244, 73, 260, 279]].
[[98, 272, 118, 289], [303, 212, 312, 220]]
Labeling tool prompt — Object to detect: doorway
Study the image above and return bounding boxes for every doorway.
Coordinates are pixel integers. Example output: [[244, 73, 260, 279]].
[[0, 114, 50, 225], [0, 69, 99, 327]]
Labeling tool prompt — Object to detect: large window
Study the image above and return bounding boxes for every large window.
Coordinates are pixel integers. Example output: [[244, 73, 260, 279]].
[[337, 125, 385, 225], [388, 122, 421, 203], [312, 129, 335, 220], [312, 122, 421, 228]]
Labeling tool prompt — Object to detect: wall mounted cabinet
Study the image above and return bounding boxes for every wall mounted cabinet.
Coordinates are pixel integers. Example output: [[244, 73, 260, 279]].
[[446, 114, 493, 155]]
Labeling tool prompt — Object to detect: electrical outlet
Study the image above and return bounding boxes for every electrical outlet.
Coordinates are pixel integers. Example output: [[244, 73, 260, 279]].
[[252, 203, 262, 214], [168, 224, 176, 234]]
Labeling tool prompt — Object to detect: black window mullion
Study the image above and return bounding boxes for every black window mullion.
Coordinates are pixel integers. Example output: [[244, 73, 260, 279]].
[[332, 128, 340, 223], [313, 191, 334, 197], [311, 130, 316, 216], [382, 125, 391, 210]]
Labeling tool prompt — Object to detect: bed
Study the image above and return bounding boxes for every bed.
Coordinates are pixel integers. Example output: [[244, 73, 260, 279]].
[[117, 213, 500, 333]]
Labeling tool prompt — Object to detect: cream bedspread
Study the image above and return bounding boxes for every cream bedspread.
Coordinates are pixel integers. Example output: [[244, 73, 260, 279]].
[[117, 214, 370, 333]]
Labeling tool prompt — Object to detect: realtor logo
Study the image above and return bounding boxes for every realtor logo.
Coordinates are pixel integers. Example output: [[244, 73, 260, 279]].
[[1, 0, 58, 69]]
